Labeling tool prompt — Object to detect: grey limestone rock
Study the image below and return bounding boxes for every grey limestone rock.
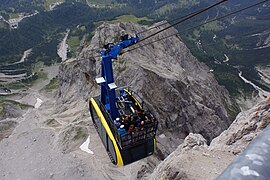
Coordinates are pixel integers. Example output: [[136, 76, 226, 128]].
[[182, 133, 208, 150], [210, 97, 270, 154], [58, 22, 238, 148]]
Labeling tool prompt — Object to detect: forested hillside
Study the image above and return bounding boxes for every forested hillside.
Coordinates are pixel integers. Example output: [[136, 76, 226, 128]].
[[0, 2, 128, 81], [0, 0, 269, 97]]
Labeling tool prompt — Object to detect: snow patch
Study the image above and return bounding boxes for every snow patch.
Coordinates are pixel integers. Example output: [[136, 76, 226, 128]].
[[80, 136, 94, 154], [35, 98, 43, 109]]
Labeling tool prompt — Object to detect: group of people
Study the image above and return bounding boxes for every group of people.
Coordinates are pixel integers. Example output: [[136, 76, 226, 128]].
[[114, 110, 146, 138], [112, 89, 155, 146]]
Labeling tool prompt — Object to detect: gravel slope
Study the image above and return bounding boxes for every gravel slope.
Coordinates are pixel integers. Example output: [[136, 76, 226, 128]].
[[0, 65, 148, 179]]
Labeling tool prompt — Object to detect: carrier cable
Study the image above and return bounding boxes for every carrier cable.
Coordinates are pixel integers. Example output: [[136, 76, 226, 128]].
[[122, 0, 269, 54], [137, 1, 229, 35], [137, 9, 200, 35], [136, 0, 229, 45], [67, 0, 229, 62], [67, 0, 267, 62]]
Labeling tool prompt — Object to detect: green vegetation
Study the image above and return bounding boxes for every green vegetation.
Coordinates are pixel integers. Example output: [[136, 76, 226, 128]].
[[201, 21, 224, 31], [79, 25, 86, 31], [0, 2, 127, 67], [177, 0, 199, 8], [111, 15, 152, 24], [43, 76, 59, 91], [67, 36, 80, 57], [226, 102, 240, 121], [215, 72, 246, 96], [178, 4, 270, 97], [153, 0, 199, 17], [37, 70, 48, 80], [5, 82, 27, 90], [155, 1, 201, 20], [63, 125, 87, 141], [45, 118, 61, 127], [73, 126, 87, 140], [0, 120, 18, 141], [86, 0, 125, 8], [0, 99, 33, 109], [5, 70, 47, 90], [87, 0, 112, 5], [193, 29, 200, 39], [0, 121, 17, 131], [0, 0, 269, 99], [0, 99, 33, 117], [4, 74, 36, 89], [9, 13, 19, 19], [0, 22, 8, 29], [153, 3, 177, 16], [0, 102, 3, 116]]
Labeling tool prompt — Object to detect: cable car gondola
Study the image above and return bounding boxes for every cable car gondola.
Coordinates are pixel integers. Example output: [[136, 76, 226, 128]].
[[89, 35, 158, 166], [89, 88, 158, 166]]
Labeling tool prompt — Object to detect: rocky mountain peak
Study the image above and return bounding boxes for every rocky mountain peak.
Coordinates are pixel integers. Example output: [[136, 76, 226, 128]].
[[58, 22, 239, 155], [210, 97, 270, 154], [147, 97, 270, 180]]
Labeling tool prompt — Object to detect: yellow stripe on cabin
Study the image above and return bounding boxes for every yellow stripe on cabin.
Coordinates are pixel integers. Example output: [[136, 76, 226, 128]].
[[90, 98, 124, 166], [124, 89, 142, 109], [154, 138, 156, 152]]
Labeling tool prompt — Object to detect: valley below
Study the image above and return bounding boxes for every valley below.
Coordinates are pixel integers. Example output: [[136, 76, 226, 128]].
[[0, 1, 270, 179], [0, 22, 269, 180]]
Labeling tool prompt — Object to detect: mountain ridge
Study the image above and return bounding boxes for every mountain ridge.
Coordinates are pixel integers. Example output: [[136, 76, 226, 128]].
[[1, 1, 269, 100], [0, 20, 269, 180], [59, 22, 239, 155]]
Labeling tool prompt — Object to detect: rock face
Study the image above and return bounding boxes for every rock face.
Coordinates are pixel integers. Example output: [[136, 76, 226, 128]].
[[147, 98, 270, 180], [0, 120, 17, 141], [0, 101, 25, 120], [58, 22, 238, 154], [210, 97, 270, 154], [148, 133, 235, 180]]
